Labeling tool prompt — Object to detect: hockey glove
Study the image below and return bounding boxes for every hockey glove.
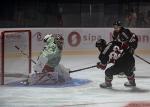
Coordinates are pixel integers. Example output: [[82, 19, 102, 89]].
[[96, 62, 107, 70]]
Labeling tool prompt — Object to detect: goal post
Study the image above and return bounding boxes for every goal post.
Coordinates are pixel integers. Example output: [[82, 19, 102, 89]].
[[0, 30, 32, 85]]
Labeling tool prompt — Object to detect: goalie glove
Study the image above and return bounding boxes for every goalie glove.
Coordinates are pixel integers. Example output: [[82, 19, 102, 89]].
[[96, 62, 107, 70]]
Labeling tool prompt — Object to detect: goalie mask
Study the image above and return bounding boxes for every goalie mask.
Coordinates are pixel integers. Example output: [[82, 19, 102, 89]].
[[54, 34, 64, 50], [95, 39, 107, 51], [43, 34, 53, 43]]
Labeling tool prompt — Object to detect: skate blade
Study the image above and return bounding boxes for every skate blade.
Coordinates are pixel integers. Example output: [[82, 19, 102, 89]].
[[99, 84, 112, 89]]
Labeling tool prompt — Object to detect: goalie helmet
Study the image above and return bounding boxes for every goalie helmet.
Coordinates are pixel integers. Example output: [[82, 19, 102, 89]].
[[43, 34, 53, 42], [54, 34, 64, 50], [95, 39, 107, 49]]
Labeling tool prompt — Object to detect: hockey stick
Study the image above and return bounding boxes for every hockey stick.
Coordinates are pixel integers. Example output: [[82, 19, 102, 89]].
[[69, 65, 96, 73], [14, 45, 40, 74], [14, 45, 36, 64], [134, 54, 150, 64]]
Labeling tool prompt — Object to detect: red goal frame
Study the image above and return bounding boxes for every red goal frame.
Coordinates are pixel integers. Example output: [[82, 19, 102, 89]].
[[0, 30, 32, 85]]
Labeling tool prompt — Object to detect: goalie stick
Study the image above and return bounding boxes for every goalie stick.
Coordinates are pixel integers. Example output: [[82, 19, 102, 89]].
[[15, 46, 47, 85], [15, 45, 44, 74], [15, 45, 47, 73], [134, 54, 150, 64], [14, 45, 36, 64]]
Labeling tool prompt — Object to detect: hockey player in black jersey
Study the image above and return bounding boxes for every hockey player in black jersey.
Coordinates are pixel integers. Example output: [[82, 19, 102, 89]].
[[96, 39, 136, 88], [112, 20, 138, 77]]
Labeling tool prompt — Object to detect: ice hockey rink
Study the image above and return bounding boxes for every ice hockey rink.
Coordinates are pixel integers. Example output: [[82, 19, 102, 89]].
[[0, 53, 150, 107]]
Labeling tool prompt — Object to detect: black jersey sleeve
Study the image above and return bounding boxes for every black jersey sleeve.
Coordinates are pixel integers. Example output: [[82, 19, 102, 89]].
[[99, 42, 114, 64], [129, 33, 138, 49]]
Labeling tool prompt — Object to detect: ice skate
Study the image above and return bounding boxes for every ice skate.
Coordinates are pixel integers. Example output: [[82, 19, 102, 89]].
[[20, 79, 29, 85], [100, 76, 113, 88], [131, 66, 136, 72], [124, 80, 136, 87], [124, 74, 136, 87], [100, 82, 112, 88]]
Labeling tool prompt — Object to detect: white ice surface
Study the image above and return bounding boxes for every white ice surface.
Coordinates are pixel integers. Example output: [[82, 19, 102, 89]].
[[0, 54, 150, 107]]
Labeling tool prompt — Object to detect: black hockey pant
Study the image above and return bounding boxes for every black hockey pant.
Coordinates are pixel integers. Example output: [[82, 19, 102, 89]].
[[105, 54, 135, 78]]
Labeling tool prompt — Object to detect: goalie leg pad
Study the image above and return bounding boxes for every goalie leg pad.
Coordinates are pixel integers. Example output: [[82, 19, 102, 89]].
[[27, 72, 59, 85], [33, 55, 48, 73], [55, 64, 71, 82]]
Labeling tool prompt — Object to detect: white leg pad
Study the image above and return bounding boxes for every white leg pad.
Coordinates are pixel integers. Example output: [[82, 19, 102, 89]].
[[55, 64, 71, 82], [33, 55, 48, 73]]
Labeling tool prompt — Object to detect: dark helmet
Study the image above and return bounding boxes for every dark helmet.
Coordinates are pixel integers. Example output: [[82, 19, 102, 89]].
[[54, 34, 64, 49], [54, 34, 64, 42], [113, 20, 122, 26], [95, 39, 107, 48]]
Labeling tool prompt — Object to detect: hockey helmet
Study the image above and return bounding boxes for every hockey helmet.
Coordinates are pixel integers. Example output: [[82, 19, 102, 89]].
[[43, 34, 53, 42], [113, 20, 122, 31], [95, 39, 107, 49], [113, 20, 122, 26]]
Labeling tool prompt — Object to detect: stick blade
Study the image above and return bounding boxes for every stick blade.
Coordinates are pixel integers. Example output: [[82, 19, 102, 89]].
[[14, 45, 19, 50]]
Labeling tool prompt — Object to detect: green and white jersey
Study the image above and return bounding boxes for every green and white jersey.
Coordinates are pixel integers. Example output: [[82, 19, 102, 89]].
[[40, 36, 62, 68]]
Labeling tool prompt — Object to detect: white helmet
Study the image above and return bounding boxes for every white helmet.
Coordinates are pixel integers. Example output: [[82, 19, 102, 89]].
[[44, 34, 53, 42]]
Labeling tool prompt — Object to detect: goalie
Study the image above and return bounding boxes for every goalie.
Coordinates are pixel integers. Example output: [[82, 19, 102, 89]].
[[23, 34, 71, 85]]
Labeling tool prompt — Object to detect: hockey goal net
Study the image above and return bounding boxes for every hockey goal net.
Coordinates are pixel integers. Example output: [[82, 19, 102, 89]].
[[0, 30, 32, 85]]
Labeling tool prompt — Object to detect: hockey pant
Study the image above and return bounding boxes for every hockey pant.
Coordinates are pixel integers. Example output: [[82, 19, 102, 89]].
[[104, 55, 135, 83]]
